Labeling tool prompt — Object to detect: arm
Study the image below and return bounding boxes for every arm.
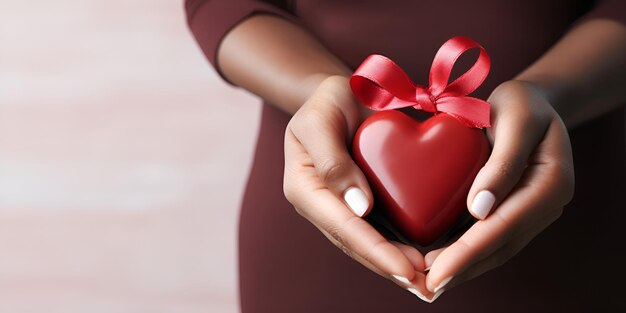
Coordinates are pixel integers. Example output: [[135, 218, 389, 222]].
[[217, 15, 351, 114], [204, 12, 430, 297], [518, 19, 626, 128]]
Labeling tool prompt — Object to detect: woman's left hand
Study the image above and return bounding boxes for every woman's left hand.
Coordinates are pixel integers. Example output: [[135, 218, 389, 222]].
[[422, 80, 575, 301]]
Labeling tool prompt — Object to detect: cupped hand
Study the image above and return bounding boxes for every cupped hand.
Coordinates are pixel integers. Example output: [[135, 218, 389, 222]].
[[423, 80, 575, 300], [283, 75, 438, 301]]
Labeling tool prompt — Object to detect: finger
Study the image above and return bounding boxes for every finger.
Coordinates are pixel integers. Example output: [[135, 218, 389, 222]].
[[327, 236, 426, 286], [406, 272, 444, 303], [330, 234, 435, 302], [321, 228, 387, 277], [301, 189, 417, 281], [447, 205, 563, 290], [425, 211, 513, 293], [424, 222, 468, 271], [526, 119, 575, 203], [424, 248, 444, 272], [426, 176, 556, 293], [284, 132, 417, 282], [390, 241, 426, 272], [288, 78, 373, 217], [426, 119, 573, 293], [467, 86, 551, 220]]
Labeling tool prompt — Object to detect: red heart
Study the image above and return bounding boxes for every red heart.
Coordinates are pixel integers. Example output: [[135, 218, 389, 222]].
[[352, 110, 490, 246]]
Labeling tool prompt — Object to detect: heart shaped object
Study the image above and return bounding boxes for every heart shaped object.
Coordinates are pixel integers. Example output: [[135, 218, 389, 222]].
[[352, 110, 490, 246]]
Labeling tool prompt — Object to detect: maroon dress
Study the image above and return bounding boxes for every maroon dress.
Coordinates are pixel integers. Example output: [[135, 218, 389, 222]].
[[185, 1, 626, 311]]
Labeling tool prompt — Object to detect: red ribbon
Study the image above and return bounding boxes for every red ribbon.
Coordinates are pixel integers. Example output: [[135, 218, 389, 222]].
[[350, 36, 492, 128]]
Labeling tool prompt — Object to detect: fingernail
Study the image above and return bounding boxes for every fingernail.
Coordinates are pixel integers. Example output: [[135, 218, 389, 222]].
[[407, 288, 429, 302], [470, 190, 496, 219], [426, 289, 446, 303], [392, 275, 410, 284], [424, 266, 431, 272], [434, 276, 453, 293], [343, 187, 368, 217]]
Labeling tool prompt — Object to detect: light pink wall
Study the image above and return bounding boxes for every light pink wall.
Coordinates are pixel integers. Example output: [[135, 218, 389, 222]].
[[0, 1, 257, 312]]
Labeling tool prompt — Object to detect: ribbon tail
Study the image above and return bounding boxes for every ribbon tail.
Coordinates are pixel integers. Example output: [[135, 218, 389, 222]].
[[436, 97, 491, 128]]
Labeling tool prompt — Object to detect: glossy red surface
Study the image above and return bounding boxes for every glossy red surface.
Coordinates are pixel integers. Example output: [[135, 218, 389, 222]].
[[352, 110, 490, 246]]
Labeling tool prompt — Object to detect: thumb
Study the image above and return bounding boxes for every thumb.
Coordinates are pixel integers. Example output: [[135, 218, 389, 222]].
[[467, 94, 549, 220], [288, 78, 373, 217], [467, 152, 527, 220]]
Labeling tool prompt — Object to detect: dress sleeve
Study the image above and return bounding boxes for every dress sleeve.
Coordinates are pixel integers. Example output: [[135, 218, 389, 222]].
[[577, 0, 626, 26], [184, 0, 298, 82]]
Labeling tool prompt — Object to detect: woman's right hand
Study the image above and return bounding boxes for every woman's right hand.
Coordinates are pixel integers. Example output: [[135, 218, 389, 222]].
[[283, 75, 437, 301]]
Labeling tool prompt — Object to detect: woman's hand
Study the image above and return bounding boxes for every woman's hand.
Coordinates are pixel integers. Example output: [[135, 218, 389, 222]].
[[283, 75, 439, 301], [423, 80, 575, 300]]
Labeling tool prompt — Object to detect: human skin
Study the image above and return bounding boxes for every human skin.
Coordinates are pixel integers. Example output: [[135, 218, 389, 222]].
[[217, 15, 626, 301]]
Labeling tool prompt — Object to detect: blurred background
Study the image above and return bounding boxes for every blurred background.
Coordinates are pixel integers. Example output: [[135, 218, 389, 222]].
[[0, 1, 258, 312]]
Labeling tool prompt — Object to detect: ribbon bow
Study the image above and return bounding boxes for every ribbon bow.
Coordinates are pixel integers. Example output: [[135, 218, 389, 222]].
[[350, 36, 492, 128]]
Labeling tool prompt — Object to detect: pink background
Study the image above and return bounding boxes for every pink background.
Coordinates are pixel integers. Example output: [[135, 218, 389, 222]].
[[0, 1, 256, 312]]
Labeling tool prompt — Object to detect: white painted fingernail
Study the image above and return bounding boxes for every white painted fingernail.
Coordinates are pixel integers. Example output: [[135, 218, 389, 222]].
[[407, 288, 429, 302], [434, 276, 453, 293], [470, 190, 496, 219], [343, 187, 368, 217], [392, 275, 410, 284], [425, 288, 446, 303]]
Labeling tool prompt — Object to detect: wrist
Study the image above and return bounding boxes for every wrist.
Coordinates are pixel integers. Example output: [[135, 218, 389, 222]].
[[493, 79, 564, 114], [302, 75, 375, 129], [488, 80, 565, 131], [318, 74, 375, 122], [510, 76, 575, 128]]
